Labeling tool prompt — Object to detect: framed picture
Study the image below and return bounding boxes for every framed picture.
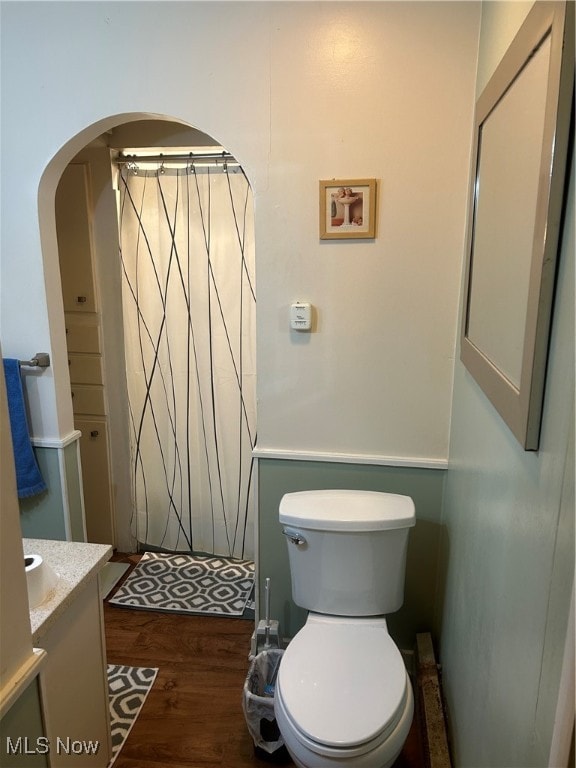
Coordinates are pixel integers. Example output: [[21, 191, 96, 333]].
[[319, 178, 377, 239]]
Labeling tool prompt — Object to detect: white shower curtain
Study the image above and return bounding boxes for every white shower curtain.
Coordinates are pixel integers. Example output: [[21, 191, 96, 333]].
[[118, 162, 256, 559]]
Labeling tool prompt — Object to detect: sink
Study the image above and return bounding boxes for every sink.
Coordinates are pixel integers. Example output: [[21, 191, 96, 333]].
[[25, 554, 58, 609]]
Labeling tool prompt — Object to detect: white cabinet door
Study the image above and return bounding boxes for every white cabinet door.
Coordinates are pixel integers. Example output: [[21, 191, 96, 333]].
[[39, 578, 112, 768]]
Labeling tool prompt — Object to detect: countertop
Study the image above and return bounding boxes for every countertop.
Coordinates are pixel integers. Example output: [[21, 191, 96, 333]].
[[23, 538, 112, 644]]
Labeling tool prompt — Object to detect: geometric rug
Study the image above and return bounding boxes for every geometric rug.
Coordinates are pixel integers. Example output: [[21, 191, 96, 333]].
[[108, 664, 158, 766], [108, 551, 255, 617]]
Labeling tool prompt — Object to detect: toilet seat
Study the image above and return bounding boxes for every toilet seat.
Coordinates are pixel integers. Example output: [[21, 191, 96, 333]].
[[276, 615, 408, 754], [275, 678, 411, 761]]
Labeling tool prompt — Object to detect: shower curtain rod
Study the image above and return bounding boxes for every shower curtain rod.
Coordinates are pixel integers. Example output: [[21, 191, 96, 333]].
[[115, 151, 238, 165]]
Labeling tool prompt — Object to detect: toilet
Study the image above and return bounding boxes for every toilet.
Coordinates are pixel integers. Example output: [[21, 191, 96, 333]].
[[274, 489, 416, 768]]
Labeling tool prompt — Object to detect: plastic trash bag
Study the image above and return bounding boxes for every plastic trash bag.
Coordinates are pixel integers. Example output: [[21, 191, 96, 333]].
[[242, 649, 284, 755]]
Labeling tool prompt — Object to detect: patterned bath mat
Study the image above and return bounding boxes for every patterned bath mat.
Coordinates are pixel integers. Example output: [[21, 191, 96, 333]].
[[108, 551, 255, 617], [108, 664, 158, 766]]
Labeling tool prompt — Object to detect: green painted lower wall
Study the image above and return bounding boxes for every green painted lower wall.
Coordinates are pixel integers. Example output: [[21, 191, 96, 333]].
[[19, 442, 84, 542], [19, 447, 67, 541], [0, 678, 48, 767], [439, 158, 574, 766], [63, 441, 85, 541], [258, 458, 445, 648]]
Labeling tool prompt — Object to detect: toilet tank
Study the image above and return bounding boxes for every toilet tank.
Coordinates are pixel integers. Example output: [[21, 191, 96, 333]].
[[279, 490, 415, 616]]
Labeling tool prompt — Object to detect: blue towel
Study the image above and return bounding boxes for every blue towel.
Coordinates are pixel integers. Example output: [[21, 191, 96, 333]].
[[3, 358, 47, 498]]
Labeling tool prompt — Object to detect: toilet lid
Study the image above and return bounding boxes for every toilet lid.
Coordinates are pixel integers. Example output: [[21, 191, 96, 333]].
[[277, 620, 407, 748]]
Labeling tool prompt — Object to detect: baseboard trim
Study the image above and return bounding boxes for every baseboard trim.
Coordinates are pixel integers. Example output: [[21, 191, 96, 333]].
[[416, 632, 452, 768]]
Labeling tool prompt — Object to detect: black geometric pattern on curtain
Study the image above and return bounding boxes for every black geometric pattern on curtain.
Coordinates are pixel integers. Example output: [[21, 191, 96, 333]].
[[118, 162, 256, 559]]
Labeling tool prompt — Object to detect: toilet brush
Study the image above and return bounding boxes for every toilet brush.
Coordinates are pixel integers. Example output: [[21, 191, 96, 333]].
[[256, 577, 281, 652]]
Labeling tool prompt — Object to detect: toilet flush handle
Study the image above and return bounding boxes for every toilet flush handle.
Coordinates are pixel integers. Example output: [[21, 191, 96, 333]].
[[282, 527, 307, 546]]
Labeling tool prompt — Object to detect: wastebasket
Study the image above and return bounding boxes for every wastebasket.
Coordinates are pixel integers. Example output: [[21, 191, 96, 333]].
[[242, 648, 288, 761]]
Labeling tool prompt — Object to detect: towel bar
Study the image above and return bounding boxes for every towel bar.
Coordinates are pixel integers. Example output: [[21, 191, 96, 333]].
[[19, 353, 50, 368]]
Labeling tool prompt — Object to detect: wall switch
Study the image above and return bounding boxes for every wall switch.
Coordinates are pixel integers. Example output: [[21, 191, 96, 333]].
[[290, 301, 312, 330]]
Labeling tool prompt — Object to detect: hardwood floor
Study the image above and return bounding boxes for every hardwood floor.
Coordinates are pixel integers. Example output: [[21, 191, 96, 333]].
[[104, 554, 426, 767]]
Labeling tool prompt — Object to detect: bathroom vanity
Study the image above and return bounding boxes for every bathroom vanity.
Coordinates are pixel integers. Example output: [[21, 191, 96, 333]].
[[23, 539, 112, 768]]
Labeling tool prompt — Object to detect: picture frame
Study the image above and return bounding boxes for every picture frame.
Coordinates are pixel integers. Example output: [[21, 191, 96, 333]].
[[460, 1, 573, 450], [319, 178, 377, 240]]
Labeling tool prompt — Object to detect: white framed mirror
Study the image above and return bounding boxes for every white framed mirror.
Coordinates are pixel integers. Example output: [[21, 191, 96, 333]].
[[461, 1, 574, 450]]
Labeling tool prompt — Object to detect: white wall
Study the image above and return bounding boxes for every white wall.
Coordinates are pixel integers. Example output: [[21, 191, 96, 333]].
[[256, 2, 479, 464], [0, 1, 480, 466]]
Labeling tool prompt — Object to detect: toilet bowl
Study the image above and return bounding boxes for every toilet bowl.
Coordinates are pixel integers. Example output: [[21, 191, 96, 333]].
[[274, 614, 413, 768], [276, 490, 416, 768]]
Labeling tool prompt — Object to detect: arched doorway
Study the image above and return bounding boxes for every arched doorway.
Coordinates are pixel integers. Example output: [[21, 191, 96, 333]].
[[42, 115, 256, 558]]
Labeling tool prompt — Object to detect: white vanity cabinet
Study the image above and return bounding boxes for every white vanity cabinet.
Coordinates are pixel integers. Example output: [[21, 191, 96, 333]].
[[23, 540, 112, 768]]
